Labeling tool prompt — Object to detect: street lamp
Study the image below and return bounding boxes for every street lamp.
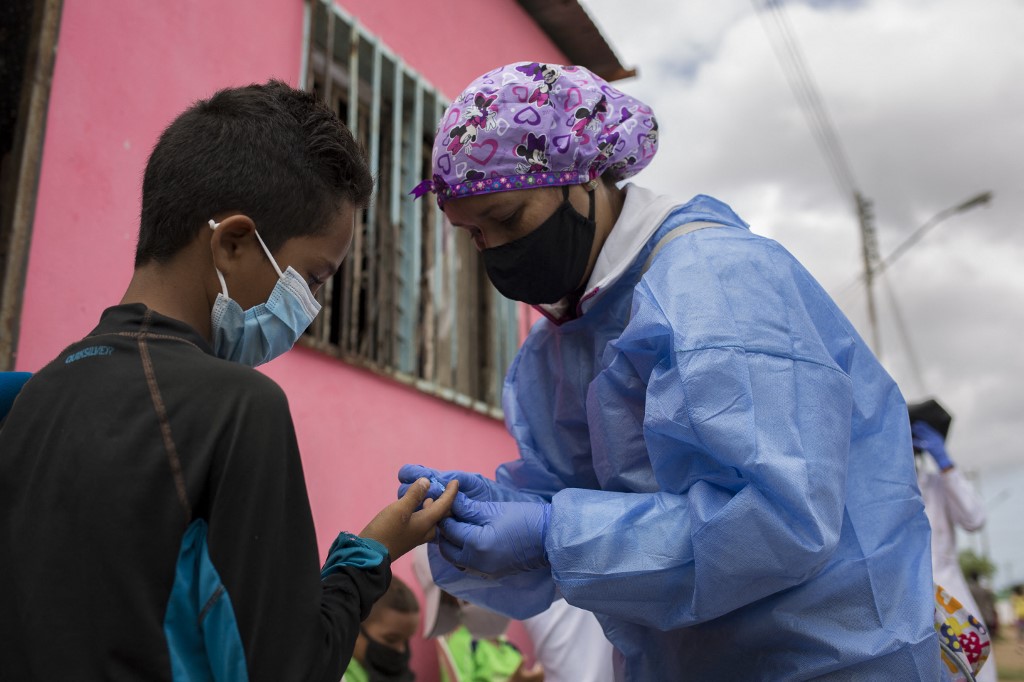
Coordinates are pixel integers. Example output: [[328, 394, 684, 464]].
[[841, 191, 994, 293], [874, 191, 993, 278], [839, 191, 992, 363]]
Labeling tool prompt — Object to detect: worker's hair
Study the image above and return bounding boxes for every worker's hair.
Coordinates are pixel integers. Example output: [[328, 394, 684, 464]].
[[369, 576, 420, 620], [136, 80, 373, 267]]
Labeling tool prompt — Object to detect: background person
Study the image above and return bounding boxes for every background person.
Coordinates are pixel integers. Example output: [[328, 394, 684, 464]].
[[1012, 585, 1024, 645], [910, 398, 996, 681], [413, 546, 544, 682], [521, 598, 614, 682], [344, 577, 419, 682]]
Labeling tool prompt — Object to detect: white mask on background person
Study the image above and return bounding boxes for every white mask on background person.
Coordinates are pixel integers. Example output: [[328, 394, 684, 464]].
[[460, 602, 511, 640], [208, 219, 322, 367]]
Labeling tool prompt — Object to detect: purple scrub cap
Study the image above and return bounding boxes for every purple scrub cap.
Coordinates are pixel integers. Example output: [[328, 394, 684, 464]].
[[411, 62, 659, 207]]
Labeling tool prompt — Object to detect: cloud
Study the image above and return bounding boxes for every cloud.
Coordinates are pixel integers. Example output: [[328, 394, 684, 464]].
[[581, 0, 1024, 478]]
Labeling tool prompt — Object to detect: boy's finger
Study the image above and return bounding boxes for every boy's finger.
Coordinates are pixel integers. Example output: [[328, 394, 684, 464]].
[[420, 479, 458, 523], [398, 478, 430, 511]]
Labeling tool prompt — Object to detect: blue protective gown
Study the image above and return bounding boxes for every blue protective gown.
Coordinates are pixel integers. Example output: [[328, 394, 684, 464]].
[[430, 187, 942, 680]]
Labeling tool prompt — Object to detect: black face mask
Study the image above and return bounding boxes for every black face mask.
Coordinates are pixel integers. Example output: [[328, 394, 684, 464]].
[[361, 629, 414, 682], [482, 185, 597, 305]]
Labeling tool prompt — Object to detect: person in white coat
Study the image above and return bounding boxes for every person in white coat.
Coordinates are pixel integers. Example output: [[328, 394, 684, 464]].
[[910, 398, 997, 682], [522, 598, 614, 682]]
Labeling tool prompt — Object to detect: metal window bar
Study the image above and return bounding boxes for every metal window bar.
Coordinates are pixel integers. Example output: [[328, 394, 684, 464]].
[[387, 56, 403, 374], [397, 74, 422, 375], [364, 40, 382, 359], [300, 0, 513, 418], [318, 7, 337, 347], [430, 96, 447, 389]]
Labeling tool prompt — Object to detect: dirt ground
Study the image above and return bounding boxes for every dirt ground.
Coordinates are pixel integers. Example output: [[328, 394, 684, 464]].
[[993, 635, 1024, 680]]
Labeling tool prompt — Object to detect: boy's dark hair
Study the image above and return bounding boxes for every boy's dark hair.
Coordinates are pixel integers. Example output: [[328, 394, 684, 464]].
[[136, 80, 373, 267], [369, 576, 419, 620]]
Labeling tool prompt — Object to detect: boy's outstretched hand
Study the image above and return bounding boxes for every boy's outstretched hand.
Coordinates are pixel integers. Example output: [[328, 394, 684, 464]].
[[359, 477, 458, 560]]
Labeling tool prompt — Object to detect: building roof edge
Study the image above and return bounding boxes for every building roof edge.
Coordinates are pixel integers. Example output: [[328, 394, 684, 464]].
[[517, 0, 637, 82]]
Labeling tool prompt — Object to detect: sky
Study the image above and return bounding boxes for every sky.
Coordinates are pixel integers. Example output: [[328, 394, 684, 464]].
[[579, 0, 1024, 586]]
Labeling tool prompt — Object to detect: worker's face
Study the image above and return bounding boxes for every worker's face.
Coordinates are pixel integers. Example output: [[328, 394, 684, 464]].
[[444, 186, 577, 250], [444, 183, 617, 303]]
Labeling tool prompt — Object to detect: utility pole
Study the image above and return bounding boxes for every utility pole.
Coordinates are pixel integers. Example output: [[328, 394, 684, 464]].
[[845, 190, 991, 362], [855, 192, 882, 355]]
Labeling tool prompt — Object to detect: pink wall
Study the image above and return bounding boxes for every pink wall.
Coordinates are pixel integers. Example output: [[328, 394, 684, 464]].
[[16, 0, 306, 371], [336, 0, 567, 99], [15, 0, 561, 678]]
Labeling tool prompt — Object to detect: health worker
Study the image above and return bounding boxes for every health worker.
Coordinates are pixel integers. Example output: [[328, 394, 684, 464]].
[[402, 62, 941, 680]]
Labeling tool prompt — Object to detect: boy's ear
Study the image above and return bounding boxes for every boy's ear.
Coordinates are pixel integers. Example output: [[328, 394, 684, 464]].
[[209, 214, 258, 275]]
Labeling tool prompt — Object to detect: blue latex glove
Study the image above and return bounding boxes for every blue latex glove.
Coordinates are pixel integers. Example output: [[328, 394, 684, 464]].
[[911, 420, 953, 470], [398, 464, 539, 503], [437, 493, 550, 578]]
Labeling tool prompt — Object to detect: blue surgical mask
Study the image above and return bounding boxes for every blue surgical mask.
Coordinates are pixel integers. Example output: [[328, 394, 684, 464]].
[[208, 219, 322, 367]]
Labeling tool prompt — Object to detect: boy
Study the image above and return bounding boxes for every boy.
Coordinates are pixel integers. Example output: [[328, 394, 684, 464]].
[[0, 81, 455, 681]]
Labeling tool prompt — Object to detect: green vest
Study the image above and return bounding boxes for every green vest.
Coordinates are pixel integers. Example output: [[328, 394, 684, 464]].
[[342, 657, 370, 682], [438, 625, 523, 682]]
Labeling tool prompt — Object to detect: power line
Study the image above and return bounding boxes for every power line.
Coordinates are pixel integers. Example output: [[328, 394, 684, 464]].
[[752, 0, 859, 204], [752, 0, 888, 353], [752, 2, 995, 377], [878, 269, 927, 394]]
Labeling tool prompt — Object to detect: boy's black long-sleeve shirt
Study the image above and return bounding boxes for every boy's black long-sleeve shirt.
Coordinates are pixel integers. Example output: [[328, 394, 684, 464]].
[[0, 304, 389, 681]]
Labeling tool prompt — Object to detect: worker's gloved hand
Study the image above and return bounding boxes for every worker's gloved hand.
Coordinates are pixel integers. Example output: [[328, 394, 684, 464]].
[[911, 420, 954, 470], [438, 493, 550, 578], [398, 464, 539, 504]]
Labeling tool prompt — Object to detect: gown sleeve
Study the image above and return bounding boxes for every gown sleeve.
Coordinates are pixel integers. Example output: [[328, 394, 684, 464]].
[[938, 468, 986, 532]]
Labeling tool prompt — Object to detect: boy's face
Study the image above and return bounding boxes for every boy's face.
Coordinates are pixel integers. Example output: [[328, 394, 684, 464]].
[[218, 204, 355, 311], [356, 607, 419, 663]]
